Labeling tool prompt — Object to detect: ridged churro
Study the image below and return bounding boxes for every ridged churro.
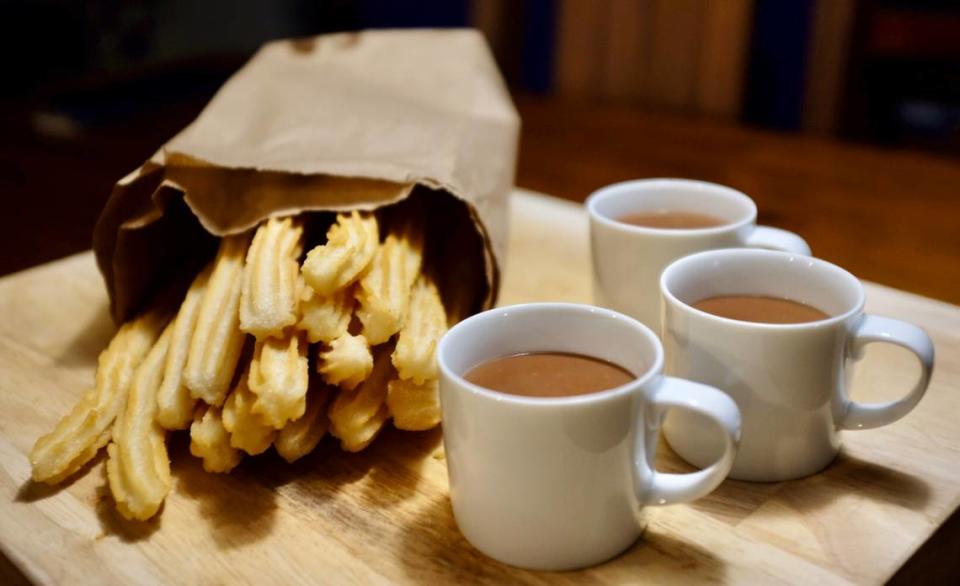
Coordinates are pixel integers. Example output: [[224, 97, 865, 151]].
[[274, 384, 332, 463], [392, 275, 446, 384], [106, 323, 174, 520], [318, 333, 373, 390], [297, 283, 354, 344], [222, 368, 277, 455], [355, 227, 423, 345], [387, 377, 440, 431], [30, 309, 167, 484], [184, 234, 251, 406], [190, 405, 242, 473], [301, 212, 378, 296], [240, 217, 304, 339], [328, 346, 395, 452], [248, 331, 309, 428], [156, 263, 212, 430]]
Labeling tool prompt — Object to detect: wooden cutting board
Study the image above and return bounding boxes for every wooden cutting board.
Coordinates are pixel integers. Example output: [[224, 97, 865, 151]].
[[1, 190, 958, 585]]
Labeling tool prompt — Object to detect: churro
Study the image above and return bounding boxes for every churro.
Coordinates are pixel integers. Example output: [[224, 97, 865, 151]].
[[392, 275, 446, 384], [184, 234, 251, 406], [222, 368, 277, 455], [328, 346, 395, 452], [301, 212, 378, 296], [354, 227, 423, 345], [297, 283, 354, 344], [387, 377, 440, 431], [156, 263, 212, 430], [318, 333, 373, 390], [189, 405, 242, 473], [248, 331, 309, 428], [106, 323, 174, 520], [274, 384, 332, 463], [240, 217, 304, 339], [30, 309, 167, 484]]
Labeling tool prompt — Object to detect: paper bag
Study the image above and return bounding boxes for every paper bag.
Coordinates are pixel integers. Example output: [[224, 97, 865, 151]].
[[93, 28, 519, 323]]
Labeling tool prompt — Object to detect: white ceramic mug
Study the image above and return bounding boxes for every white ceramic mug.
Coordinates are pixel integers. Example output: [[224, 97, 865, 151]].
[[660, 249, 935, 481], [587, 178, 811, 333], [437, 303, 742, 570]]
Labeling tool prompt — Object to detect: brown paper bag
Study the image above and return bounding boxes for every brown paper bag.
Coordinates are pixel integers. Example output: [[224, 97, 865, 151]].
[[93, 29, 519, 323]]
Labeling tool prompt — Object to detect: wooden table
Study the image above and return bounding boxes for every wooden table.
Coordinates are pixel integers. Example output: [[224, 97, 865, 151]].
[[2, 190, 959, 584]]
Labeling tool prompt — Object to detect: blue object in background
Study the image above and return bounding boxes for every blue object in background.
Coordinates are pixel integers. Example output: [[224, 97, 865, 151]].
[[743, 0, 814, 130], [357, 0, 469, 28], [521, 0, 556, 94]]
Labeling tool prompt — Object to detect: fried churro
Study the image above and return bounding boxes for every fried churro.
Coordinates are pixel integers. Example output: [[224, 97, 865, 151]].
[[328, 346, 395, 452], [106, 323, 174, 520], [189, 405, 242, 473], [387, 377, 440, 431], [30, 309, 167, 484], [184, 234, 251, 406], [354, 227, 423, 345], [318, 333, 373, 390], [301, 212, 378, 296], [240, 217, 304, 339], [297, 283, 354, 344], [222, 368, 277, 455], [274, 385, 332, 463], [392, 275, 446, 384], [155, 263, 212, 430], [248, 331, 309, 429]]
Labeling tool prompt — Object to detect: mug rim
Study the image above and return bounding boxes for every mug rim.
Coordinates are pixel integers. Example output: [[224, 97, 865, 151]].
[[660, 248, 866, 330], [585, 178, 757, 238], [437, 302, 664, 407]]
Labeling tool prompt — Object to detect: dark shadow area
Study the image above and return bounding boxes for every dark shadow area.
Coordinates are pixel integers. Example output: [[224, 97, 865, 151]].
[[361, 425, 443, 508], [396, 495, 725, 583], [397, 495, 538, 584], [612, 527, 725, 580], [167, 435, 278, 550], [0, 551, 31, 586], [890, 504, 960, 585], [247, 422, 443, 526], [248, 435, 378, 503]]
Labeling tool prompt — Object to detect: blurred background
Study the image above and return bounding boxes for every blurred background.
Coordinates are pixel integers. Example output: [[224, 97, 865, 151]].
[[1, 0, 959, 300]]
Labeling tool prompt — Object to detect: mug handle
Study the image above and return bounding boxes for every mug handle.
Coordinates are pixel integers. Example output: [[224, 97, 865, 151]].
[[746, 225, 811, 256], [638, 376, 741, 506], [840, 315, 935, 430]]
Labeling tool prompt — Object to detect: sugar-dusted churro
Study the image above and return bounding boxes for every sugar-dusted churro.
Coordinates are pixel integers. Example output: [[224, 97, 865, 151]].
[[189, 405, 242, 473], [387, 377, 440, 431], [222, 368, 277, 455], [248, 331, 309, 428], [392, 275, 446, 384], [184, 234, 251, 406], [318, 333, 373, 390], [354, 227, 423, 345], [240, 217, 304, 339], [30, 309, 167, 484], [297, 283, 354, 344], [301, 212, 378, 296], [274, 384, 332, 463], [106, 323, 174, 520], [328, 346, 395, 452], [156, 263, 212, 430]]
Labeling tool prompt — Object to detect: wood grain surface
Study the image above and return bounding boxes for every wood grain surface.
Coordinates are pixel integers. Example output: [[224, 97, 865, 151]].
[[1, 191, 959, 584]]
